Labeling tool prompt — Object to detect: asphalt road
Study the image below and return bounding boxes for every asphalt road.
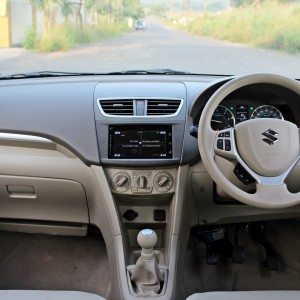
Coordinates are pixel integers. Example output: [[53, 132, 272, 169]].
[[1, 20, 300, 77]]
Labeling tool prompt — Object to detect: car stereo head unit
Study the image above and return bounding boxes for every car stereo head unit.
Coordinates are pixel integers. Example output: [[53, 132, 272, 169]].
[[108, 125, 172, 159]]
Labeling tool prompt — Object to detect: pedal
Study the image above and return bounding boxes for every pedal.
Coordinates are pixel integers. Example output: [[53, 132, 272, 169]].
[[232, 225, 245, 264], [247, 223, 279, 271], [190, 227, 233, 265], [232, 245, 245, 264], [262, 252, 278, 271], [206, 245, 221, 265], [202, 228, 232, 265]]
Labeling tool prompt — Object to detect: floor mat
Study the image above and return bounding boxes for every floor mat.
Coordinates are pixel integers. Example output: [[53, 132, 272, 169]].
[[183, 219, 300, 298], [0, 231, 109, 297]]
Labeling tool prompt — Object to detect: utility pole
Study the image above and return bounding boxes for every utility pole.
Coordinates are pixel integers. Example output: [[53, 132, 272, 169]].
[[31, 1, 37, 32], [204, 0, 208, 12], [183, 0, 189, 20], [169, 0, 174, 17]]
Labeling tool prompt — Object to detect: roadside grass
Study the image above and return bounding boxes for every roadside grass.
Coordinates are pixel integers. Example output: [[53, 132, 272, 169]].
[[23, 21, 130, 52], [173, 1, 300, 54], [22, 27, 37, 49]]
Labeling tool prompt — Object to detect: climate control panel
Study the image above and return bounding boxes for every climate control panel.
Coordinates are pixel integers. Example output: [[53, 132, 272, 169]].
[[106, 168, 176, 195]]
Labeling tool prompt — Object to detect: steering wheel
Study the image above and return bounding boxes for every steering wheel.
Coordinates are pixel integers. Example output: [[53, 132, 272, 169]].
[[198, 73, 300, 209]]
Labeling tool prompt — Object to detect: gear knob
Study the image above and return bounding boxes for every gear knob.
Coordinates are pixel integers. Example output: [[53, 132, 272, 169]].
[[137, 229, 157, 250]]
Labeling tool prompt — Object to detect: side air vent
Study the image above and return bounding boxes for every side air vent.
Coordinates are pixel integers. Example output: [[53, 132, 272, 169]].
[[99, 99, 134, 116], [146, 99, 182, 116]]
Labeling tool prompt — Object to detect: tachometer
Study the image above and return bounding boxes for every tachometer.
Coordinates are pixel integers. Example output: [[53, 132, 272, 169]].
[[250, 105, 283, 120], [211, 105, 235, 131]]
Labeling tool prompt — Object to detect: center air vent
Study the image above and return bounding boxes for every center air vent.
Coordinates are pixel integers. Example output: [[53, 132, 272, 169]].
[[146, 99, 182, 116], [98, 98, 182, 117], [99, 99, 134, 116]]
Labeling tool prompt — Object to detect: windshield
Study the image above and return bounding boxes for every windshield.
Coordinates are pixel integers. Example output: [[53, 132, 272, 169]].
[[1, 0, 300, 77]]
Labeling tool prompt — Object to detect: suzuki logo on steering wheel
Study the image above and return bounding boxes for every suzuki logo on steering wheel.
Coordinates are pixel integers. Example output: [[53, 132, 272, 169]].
[[262, 129, 279, 145]]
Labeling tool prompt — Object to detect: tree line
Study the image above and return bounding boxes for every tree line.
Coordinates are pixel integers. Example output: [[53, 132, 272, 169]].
[[28, 0, 144, 34], [231, 0, 300, 6]]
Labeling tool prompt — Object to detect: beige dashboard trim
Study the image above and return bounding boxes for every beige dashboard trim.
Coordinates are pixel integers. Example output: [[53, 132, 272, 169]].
[[0, 133, 53, 143]]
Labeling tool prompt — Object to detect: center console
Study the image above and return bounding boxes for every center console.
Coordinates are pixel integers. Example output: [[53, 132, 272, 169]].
[[94, 81, 187, 298]]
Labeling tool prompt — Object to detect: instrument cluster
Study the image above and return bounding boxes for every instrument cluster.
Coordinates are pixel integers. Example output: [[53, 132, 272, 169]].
[[211, 104, 284, 131]]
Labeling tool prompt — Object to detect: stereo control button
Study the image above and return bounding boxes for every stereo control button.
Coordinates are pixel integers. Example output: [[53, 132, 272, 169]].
[[217, 139, 224, 150], [225, 139, 231, 151]]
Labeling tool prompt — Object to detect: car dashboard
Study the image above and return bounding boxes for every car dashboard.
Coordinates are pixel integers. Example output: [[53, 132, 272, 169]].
[[0, 74, 300, 299]]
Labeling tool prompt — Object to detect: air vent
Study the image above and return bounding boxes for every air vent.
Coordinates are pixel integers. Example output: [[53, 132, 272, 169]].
[[99, 99, 134, 116], [146, 99, 181, 116]]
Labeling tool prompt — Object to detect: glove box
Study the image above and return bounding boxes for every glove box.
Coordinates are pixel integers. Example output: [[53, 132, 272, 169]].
[[0, 175, 89, 224]]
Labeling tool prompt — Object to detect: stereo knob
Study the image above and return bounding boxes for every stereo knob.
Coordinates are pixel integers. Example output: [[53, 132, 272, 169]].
[[112, 172, 130, 192], [136, 175, 147, 189], [153, 172, 173, 192]]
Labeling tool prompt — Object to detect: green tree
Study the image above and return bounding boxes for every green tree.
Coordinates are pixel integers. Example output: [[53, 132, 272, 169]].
[[230, 0, 254, 7], [29, 0, 37, 32], [230, 0, 299, 7], [148, 4, 168, 17], [84, 0, 123, 25], [123, 0, 144, 19], [61, 0, 73, 23]]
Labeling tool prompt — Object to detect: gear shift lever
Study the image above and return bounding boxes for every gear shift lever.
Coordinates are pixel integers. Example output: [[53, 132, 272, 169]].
[[138, 229, 157, 256], [130, 229, 163, 296]]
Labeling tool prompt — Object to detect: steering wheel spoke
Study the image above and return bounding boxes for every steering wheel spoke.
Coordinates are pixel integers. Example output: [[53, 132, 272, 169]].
[[235, 150, 300, 186], [214, 126, 300, 186]]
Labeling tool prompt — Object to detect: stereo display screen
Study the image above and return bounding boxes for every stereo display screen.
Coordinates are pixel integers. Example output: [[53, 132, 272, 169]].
[[108, 125, 172, 159]]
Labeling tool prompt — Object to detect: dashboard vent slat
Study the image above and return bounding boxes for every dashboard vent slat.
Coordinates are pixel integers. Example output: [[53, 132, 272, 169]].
[[99, 99, 134, 116], [146, 99, 181, 116]]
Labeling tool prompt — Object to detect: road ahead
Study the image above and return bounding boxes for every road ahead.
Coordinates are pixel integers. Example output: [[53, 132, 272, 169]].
[[1, 20, 300, 77]]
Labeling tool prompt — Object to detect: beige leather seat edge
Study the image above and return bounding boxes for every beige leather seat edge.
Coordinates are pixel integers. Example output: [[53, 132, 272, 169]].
[[187, 291, 300, 299], [0, 290, 105, 300]]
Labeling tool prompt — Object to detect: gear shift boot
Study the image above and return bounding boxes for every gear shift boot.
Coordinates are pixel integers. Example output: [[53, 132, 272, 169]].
[[127, 229, 167, 296]]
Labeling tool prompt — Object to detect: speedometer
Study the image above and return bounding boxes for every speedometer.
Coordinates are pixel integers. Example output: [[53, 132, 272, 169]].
[[250, 105, 283, 120], [211, 105, 235, 131]]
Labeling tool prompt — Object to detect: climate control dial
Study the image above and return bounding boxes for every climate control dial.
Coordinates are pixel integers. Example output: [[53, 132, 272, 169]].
[[153, 172, 173, 192], [136, 175, 147, 189], [112, 172, 131, 192]]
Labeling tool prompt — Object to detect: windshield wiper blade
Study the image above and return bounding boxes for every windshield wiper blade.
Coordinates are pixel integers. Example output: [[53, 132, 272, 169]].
[[0, 69, 189, 79], [0, 69, 215, 80], [0, 71, 97, 80], [108, 69, 192, 75]]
